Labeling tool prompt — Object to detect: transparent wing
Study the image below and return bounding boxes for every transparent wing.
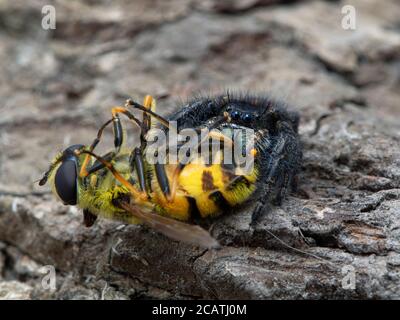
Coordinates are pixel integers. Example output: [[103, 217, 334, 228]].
[[117, 200, 220, 250]]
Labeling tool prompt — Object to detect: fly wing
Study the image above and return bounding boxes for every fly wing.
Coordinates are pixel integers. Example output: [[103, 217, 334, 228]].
[[117, 200, 220, 250]]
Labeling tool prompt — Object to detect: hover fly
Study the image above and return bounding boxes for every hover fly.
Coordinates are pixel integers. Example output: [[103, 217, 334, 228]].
[[39, 93, 302, 249]]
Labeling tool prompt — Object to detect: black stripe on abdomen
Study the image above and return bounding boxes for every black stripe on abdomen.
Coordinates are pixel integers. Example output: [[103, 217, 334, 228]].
[[209, 191, 231, 212], [226, 175, 251, 191], [186, 196, 202, 222]]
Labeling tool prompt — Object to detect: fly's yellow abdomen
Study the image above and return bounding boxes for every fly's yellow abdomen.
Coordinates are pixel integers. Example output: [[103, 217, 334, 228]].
[[179, 162, 223, 217], [150, 162, 191, 221], [150, 152, 258, 220], [152, 187, 191, 221]]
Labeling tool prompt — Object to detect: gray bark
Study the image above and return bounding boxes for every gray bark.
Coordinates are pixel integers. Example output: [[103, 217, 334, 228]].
[[0, 0, 400, 299]]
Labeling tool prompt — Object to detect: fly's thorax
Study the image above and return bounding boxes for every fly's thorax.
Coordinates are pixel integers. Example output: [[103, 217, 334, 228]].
[[76, 184, 133, 222], [76, 148, 158, 224]]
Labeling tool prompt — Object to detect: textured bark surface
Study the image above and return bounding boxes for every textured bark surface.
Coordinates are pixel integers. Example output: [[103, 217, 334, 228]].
[[0, 0, 400, 299]]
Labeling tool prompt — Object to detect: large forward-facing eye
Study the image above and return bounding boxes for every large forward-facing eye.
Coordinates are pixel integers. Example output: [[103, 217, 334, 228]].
[[242, 113, 252, 123], [54, 158, 78, 205], [230, 111, 241, 120]]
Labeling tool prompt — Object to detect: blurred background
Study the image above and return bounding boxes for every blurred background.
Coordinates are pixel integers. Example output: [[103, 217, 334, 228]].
[[1, 0, 399, 194], [0, 0, 400, 299]]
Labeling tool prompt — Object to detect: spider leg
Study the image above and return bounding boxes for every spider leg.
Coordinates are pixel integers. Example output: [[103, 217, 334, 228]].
[[250, 120, 301, 225]]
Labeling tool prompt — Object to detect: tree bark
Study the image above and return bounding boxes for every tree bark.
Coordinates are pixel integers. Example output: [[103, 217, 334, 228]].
[[0, 0, 400, 299]]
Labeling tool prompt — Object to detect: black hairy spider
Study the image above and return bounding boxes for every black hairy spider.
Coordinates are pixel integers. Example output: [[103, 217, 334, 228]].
[[165, 92, 303, 223]]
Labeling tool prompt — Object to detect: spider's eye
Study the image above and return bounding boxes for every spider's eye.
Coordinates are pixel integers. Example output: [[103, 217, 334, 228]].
[[243, 113, 252, 123], [208, 101, 216, 111], [230, 111, 241, 120]]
